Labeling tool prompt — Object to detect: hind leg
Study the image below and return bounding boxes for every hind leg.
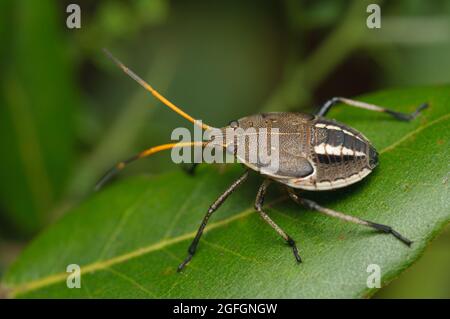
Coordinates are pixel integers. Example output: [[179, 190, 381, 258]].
[[287, 188, 412, 246], [316, 96, 427, 121]]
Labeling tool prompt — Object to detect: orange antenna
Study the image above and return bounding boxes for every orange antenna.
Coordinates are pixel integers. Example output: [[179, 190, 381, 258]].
[[103, 48, 213, 130], [95, 141, 208, 191]]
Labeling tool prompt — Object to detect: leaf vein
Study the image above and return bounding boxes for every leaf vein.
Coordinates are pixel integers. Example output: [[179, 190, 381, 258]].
[[105, 267, 156, 298], [7, 112, 449, 297]]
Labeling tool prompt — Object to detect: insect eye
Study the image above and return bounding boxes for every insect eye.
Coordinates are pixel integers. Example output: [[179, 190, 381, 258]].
[[226, 143, 236, 155], [229, 120, 239, 128]]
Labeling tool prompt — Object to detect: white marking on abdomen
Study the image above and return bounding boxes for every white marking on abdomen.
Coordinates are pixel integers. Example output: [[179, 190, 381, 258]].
[[285, 167, 373, 190], [342, 129, 368, 143], [314, 143, 365, 157], [325, 124, 342, 131], [342, 129, 355, 137]]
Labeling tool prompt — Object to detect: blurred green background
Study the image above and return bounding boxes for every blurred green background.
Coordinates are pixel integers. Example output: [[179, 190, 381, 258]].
[[0, 0, 449, 298]]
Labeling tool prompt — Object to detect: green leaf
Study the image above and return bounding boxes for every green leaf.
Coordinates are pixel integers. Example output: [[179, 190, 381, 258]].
[[0, 1, 77, 235], [375, 225, 450, 298], [2, 86, 449, 298]]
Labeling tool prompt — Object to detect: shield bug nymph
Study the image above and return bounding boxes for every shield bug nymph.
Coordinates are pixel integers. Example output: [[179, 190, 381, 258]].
[[98, 49, 428, 271]]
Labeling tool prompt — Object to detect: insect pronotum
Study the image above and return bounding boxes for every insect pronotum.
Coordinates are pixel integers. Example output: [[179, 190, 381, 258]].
[[98, 49, 428, 271]]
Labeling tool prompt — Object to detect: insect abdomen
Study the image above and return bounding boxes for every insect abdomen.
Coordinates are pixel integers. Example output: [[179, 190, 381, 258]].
[[229, 112, 378, 191], [307, 119, 378, 190]]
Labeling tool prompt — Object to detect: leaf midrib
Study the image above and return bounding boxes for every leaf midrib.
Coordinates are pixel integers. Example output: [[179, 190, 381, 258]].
[[5, 113, 450, 297], [6, 197, 285, 297]]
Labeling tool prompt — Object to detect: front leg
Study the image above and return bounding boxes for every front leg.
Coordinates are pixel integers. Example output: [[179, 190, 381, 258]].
[[181, 163, 199, 175], [287, 188, 412, 246], [178, 170, 250, 272]]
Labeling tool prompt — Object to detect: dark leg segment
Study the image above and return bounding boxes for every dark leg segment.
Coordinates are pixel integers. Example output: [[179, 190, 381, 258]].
[[181, 163, 199, 175], [181, 147, 204, 175], [316, 96, 428, 121], [255, 180, 302, 263], [287, 188, 412, 246], [178, 170, 250, 271]]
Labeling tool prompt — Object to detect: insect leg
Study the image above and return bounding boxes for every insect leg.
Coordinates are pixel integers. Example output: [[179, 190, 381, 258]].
[[316, 96, 428, 121], [181, 146, 204, 175], [182, 163, 199, 175], [255, 180, 302, 263], [287, 188, 412, 246], [177, 170, 250, 272]]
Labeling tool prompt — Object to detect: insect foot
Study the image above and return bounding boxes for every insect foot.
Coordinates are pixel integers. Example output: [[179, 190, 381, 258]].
[[177, 252, 193, 272], [363, 221, 413, 246], [287, 237, 302, 263], [99, 49, 426, 269], [385, 102, 428, 121], [287, 189, 413, 248]]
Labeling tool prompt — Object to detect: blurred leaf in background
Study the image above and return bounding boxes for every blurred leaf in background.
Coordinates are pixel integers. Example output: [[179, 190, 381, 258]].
[[3, 87, 449, 298], [0, 0, 449, 298], [375, 225, 450, 299], [65, 0, 284, 201], [0, 1, 78, 237]]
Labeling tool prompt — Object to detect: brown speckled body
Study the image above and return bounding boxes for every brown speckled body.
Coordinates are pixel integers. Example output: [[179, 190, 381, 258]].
[[101, 51, 422, 271], [222, 112, 378, 191]]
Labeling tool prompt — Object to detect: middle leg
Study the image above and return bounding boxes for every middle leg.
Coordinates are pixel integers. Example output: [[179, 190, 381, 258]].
[[255, 180, 302, 263]]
